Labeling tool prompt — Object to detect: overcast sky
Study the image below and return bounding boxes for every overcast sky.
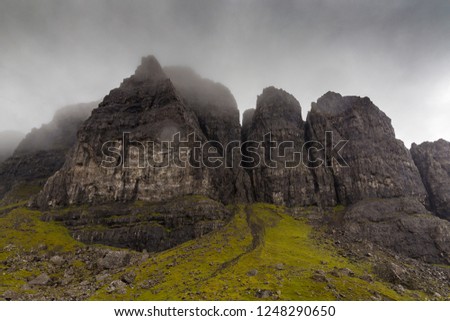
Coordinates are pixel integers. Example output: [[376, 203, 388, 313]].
[[0, 0, 449, 146]]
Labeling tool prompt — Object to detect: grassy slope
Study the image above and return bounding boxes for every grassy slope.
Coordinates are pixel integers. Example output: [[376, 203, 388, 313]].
[[0, 202, 436, 300], [91, 203, 426, 300], [0, 206, 83, 295]]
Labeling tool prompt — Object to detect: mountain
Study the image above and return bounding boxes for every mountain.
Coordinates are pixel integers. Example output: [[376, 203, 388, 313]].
[[14, 102, 97, 155], [29, 56, 450, 264], [1, 55, 450, 300], [0, 102, 97, 203], [0, 131, 24, 164]]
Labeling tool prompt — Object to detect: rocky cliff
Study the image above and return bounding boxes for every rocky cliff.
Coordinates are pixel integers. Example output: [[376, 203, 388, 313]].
[[242, 87, 335, 206], [411, 139, 450, 220], [164, 66, 252, 202], [306, 91, 427, 205], [35, 57, 248, 208]]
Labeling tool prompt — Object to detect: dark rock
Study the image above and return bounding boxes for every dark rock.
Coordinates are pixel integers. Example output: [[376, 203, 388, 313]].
[[121, 271, 136, 284], [164, 66, 252, 203], [35, 56, 246, 208], [373, 262, 408, 284], [330, 267, 355, 277], [106, 280, 127, 294], [43, 196, 231, 253], [97, 251, 131, 270], [306, 92, 427, 205], [411, 139, 450, 220], [2, 290, 19, 301], [342, 198, 450, 264], [247, 269, 258, 276], [255, 289, 277, 299], [243, 87, 333, 206], [311, 270, 329, 283], [49, 255, 65, 266], [95, 272, 111, 283]]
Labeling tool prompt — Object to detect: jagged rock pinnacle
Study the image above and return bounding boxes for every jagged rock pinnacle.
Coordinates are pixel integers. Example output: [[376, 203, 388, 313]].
[[133, 55, 167, 82]]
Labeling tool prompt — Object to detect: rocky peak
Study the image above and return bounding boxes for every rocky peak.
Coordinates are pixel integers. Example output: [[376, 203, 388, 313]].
[[163, 65, 240, 143], [254, 86, 303, 127], [307, 93, 426, 204], [242, 86, 329, 206], [34, 56, 249, 208], [131, 55, 167, 83]]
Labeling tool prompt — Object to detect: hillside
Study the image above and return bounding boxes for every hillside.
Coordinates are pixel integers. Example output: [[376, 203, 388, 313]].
[[1, 201, 448, 300]]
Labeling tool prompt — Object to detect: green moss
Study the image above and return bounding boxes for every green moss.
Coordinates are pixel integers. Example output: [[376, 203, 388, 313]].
[[0, 208, 83, 254]]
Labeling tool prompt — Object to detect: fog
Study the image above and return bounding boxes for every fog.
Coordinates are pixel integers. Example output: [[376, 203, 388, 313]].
[[0, 0, 449, 147]]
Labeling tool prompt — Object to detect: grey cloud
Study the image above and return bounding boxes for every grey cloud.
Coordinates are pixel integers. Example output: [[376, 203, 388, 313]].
[[0, 0, 449, 146]]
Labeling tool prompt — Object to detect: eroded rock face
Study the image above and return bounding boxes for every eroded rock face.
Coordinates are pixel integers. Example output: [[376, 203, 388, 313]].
[[42, 196, 231, 252], [411, 139, 450, 220], [342, 198, 450, 264], [35, 56, 247, 208], [306, 92, 427, 205], [242, 87, 337, 206]]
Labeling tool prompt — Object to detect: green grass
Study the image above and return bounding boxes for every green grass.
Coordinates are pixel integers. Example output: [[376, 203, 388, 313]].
[[0, 203, 438, 301], [90, 204, 427, 301], [0, 207, 84, 294]]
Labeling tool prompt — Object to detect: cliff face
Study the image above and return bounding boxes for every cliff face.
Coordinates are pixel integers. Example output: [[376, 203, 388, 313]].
[[307, 92, 427, 205], [164, 66, 252, 203], [242, 87, 335, 206], [411, 139, 450, 220], [35, 57, 249, 208], [28, 55, 450, 263]]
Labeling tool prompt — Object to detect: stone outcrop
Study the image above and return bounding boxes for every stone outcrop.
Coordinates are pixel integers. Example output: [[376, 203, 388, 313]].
[[341, 197, 450, 264], [164, 66, 252, 202], [35, 56, 249, 208], [242, 87, 335, 206], [42, 195, 231, 252], [306, 92, 427, 205], [411, 139, 450, 220]]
